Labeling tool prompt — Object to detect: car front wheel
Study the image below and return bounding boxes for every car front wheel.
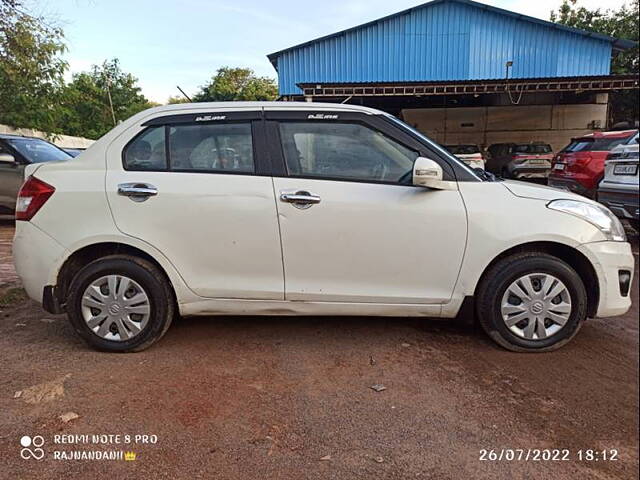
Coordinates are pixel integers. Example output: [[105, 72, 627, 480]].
[[476, 252, 588, 352], [67, 255, 174, 352]]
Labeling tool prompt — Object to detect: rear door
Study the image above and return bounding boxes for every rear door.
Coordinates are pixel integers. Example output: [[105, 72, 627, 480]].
[[105, 111, 284, 300], [267, 110, 467, 304]]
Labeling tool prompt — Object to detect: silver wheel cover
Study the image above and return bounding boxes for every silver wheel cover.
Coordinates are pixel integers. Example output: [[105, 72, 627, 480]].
[[80, 275, 151, 341], [501, 273, 572, 341]]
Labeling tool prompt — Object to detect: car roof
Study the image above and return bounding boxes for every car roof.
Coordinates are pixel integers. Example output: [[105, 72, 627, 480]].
[[144, 101, 386, 116], [577, 129, 638, 139]]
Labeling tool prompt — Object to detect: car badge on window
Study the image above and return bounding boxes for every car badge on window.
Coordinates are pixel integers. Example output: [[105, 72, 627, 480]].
[[307, 114, 338, 120], [195, 115, 227, 122]]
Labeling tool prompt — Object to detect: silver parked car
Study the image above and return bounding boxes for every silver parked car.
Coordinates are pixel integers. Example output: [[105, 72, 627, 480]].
[[486, 142, 554, 180], [0, 134, 72, 216], [598, 132, 639, 233]]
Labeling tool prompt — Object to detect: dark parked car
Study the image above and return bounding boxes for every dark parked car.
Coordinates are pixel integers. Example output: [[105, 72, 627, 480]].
[[486, 142, 553, 179], [0, 134, 72, 215]]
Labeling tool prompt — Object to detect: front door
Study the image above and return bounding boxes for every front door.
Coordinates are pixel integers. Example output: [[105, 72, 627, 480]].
[[269, 114, 467, 304], [105, 112, 284, 300], [0, 142, 25, 214]]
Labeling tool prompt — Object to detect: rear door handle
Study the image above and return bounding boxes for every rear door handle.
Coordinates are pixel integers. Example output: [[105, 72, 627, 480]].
[[118, 183, 158, 202], [280, 190, 321, 209]]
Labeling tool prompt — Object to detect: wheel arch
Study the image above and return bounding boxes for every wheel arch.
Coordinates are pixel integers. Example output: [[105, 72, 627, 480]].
[[474, 241, 600, 318], [56, 242, 181, 309]]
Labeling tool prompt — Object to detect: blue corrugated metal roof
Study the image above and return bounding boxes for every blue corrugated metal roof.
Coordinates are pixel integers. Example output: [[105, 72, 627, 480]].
[[268, 0, 636, 95]]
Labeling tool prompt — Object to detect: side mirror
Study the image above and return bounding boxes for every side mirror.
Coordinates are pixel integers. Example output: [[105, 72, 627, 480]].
[[0, 153, 16, 164], [412, 157, 455, 190]]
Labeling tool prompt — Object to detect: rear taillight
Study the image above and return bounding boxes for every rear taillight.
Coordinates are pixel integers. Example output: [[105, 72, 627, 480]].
[[573, 154, 592, 166], [15, 176, 55, 221]]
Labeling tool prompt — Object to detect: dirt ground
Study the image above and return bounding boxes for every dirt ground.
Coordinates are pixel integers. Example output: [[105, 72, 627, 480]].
[[0, 220, 638, 480]]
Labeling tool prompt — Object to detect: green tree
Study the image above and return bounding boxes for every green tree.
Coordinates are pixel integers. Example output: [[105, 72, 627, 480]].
[[59, 59, 153, 139], [0, 0, 67, 132], [193, 67, 278, 102], [551, 0, 639, 124], [167, 95, 190, 104]]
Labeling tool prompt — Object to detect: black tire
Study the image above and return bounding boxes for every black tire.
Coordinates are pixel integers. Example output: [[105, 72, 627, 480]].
[[476, 252, 587, 353], [629, 219, 639, 235], [67, 255, 174, 352], [501, 167, 510, 179]]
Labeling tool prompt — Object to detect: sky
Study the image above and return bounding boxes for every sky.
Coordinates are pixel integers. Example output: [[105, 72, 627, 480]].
[[24, 0, 629, 103]]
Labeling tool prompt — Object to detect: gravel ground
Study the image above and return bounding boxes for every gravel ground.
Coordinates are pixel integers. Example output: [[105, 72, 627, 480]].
[[0, 221, 638, 479]]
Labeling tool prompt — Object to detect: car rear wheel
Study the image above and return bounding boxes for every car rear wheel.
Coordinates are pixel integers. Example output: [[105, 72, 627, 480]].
[[476, 252, 587, 352], [67, 255, 174, 352]]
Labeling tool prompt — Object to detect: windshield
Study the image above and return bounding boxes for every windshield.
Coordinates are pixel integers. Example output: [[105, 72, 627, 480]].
[[6, 138, 72, 163], [563, 136, 631, 153], [385, 115, 482, 180], [513, 144, 552, 154], [445, 145, 481, 155]]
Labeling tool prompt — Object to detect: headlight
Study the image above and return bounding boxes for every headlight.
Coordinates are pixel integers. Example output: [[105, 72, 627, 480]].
[[547, 199, 627, 242]]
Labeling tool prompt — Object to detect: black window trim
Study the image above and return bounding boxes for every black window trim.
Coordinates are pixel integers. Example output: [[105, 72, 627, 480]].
[[265, 110, 473, 186], [122, 116, 266, 176], [274, 117, 422, 187], [123, 109, 478, 183]]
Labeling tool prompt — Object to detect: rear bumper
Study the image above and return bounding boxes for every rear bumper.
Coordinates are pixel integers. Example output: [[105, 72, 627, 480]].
[[548, 177, 594, 198], [597, 188, 640, 220], [13, 221, 68, 305], [577, 241, 634, 318], [509, 165, 551, 179]]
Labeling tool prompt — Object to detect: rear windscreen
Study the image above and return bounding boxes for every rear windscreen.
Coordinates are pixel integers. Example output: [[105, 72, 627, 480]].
[[6, 137, 72, 163], [563, 136, 631, 153], [513, 144, 552, 154]]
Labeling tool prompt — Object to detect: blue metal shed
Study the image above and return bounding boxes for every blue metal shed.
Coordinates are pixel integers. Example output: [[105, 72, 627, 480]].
[[268, 0, 635, 96]]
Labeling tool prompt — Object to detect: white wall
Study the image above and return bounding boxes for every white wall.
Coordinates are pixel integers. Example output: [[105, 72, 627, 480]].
[[401, 103, 608, 152], [0, 124, 94, 149]]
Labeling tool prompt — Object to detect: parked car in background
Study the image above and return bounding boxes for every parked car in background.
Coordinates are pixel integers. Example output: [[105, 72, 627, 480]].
[[597, 133, 639, 233], [0, 134, 72, 216], [13, 102, 633, 354], [548, 130, 637, 199], [443, 144, 485, 169], [64, 148, 86, 157], [485, 142, 553, 179]]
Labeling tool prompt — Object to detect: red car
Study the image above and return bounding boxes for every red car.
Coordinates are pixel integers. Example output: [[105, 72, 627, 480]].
[[548, 130, 638, 198]]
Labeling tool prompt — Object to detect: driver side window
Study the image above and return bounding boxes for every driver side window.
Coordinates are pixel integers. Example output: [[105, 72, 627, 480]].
[[278, 122, 418, 183]]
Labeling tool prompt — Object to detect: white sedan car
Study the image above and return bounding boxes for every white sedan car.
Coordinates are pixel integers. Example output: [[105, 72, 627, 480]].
[[13, 102, 634, 352]]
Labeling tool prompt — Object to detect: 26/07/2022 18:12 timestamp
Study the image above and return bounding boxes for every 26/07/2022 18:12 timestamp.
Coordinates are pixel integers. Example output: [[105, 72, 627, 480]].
[[479, 449, 619, 462]]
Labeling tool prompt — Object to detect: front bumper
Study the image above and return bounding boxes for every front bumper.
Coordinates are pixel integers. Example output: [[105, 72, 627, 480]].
[[597, 188, 640, 221], [577, 241, 635, 318], [13, 221, 68, 305]]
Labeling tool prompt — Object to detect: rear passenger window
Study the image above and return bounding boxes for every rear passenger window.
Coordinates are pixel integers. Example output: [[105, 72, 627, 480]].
[[124, 126, 167, 171], [123, 123, 255, 173], [168, 123, 254, 173]]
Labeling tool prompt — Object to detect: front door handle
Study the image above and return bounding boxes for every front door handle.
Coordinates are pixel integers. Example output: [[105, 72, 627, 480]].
[[118, 183, 158, 202], [280, 190, 321, 209]]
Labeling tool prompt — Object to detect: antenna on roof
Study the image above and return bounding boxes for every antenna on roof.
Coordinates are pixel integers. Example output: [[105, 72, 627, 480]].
[[177, 86, 192, 102]]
